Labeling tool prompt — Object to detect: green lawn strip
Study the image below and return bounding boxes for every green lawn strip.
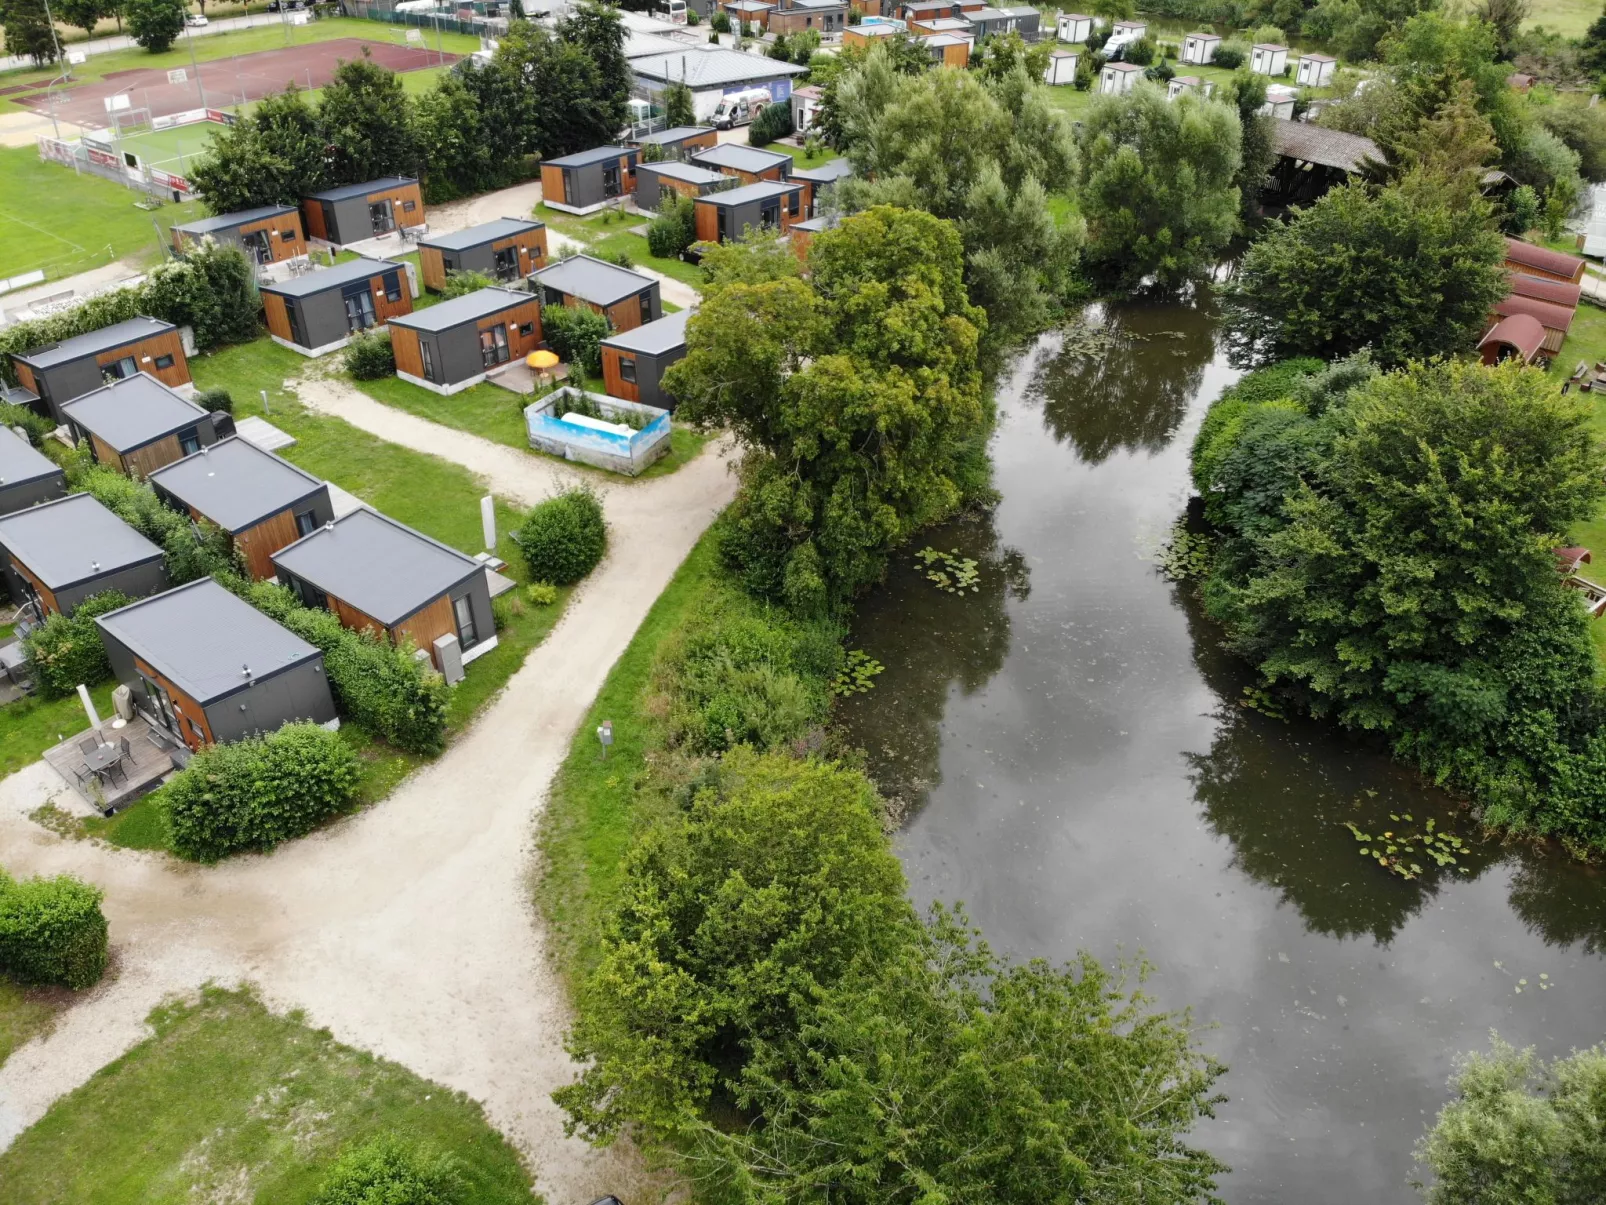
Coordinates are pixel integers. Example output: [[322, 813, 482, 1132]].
[[590, 232, 706, 288], [1561, 306, 1606, 674], [760, 140, 841, 167], [0, 682, 118, 781], [536, 527, 719, 985], [0, 986, 540, 1205], [0, 977, 62, 1071], [1526, 0, 1600, 38]]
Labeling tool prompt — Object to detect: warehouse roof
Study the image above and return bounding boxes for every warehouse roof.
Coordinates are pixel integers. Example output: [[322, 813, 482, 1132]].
[[630, 46, 807, 87], [601, 307, 693, 356], [258, 256, 404, 298], [304, 177, 417, 202], [61, 375, 209, 453], [0, 426, 63, 490], [0, 492, 161, 590], [173, 205, 297, 235], [147, 436, 325, 534], [418, 217, 543, 252], [16, 316, 176, 370], [532, 254, 657, 307]]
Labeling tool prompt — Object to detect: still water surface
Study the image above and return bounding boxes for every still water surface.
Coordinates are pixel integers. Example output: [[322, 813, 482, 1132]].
[[837, 299, 1606, 1203]]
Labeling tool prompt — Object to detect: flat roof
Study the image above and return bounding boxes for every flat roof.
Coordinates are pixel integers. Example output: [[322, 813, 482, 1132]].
[[849, 21, 900, 32], [793, 214, 840, 233], [95, 577, 321, 704], [699, 179, 804, 206], [968, 6, 1008, 18], [388, 286, 532, 333], [258, 256, 404, 299], [147, 436, 325, 533], [925, 33, 970, 45], [545, 145, 633, 168], [61, 375, 209, 453], [270, 506, 481, 628], [419, 217, 543, 252], [532, 255, 657, 307], [1185, 30, 1220, 38], [692, 143, 793, 174], [0, 426, 62, 490], [1301, 51, 1337, 60], [1254, 42, 1288, 49], [631, 125, 716, 145], [1106, 61, 1145, 71], [918, 17, 972, 29], [16, 316, 176, 371], [601, 306, 693, 355], [304, 176, 417, 202], [630, 46, 807, 87], [790, 158, 854, 183], [639, 161, 728, 186], [173, 204, 297, 235], [0, 492, 161, 590]]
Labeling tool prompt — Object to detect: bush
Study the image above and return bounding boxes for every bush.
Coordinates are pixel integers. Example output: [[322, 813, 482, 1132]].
[[685, 5, 699, 22], [1124, 35, 1156, 65], [513, 487, 606, 585], [124, 0, 186, 54], [0, 400, 56, 445], [195, 387, 234, 415], [709, 29, 720, 43], [647, 195, 698, 260], [1146, 60, 1175, 82], [1213, 42, 1246, 69], [541, 304, 609, 378], [23, 590, 131, 698], [748, 100, 793, 147], [526, 582, 559, 606], [711, 9, 730, 31], [344, 330, 395, 380], [594, 245, 635, 270], [163, 723, 361, 862], [0, 871, 108, 990], [311, 1134, 463, 1205], [76, 466, 238, 584], [440, 269, 496, 300]]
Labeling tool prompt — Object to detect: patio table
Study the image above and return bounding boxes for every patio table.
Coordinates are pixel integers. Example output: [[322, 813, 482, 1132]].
[[82, 741, 122, 777]]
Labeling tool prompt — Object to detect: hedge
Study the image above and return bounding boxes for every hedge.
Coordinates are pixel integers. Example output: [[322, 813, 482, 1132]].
[[345, 330, 396, 380], [310, 1135, 464, 1205], [76, 466, 238, 585], [513, 487, 607, 586], [23, 590, 131, 699], [0, 871, 109, 989], [162, 723, 361, 862], [541, 303, 609, 378]]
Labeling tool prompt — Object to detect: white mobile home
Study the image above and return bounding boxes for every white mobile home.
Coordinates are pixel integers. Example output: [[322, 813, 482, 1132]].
[[1167, 75, 1214, 100], [1251, 42, 1288, 75], [1044, 48, 1079, 85], [1056, 11, 1090, 41], [1181, 32, 1220, 64], [1296, 53, 1337, 86], [1260, 83, 1298, 119], [1099, 61, 1144, 94]]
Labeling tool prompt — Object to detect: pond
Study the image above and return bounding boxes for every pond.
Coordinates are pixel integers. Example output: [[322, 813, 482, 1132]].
[[836, 298, 1606, 1203]]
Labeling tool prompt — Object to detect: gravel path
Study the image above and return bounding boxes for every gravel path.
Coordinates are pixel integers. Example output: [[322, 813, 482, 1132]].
[[0, 414, 735, 1202]]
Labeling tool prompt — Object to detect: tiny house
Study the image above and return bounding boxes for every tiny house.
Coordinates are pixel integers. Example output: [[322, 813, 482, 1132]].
[[1168, 75, 1215, 99], [0, 426, 65, 517], [1044, 48, 1079, 84], [1100, 61, 1144, 94], [147, 436, 334, 580], [902, 0, 956, 18], [301, 178, 423, 247], [1296, 53, 1337, 86], [61, 375, 218, 480], [532, 255, 662, 334], [1056, 12, 1090, 41], [0, 492, 166, 617], [1250, 43, 1288, 75], [171, 205, 307, 265], [790, 212, 839, 261], [770, 0, 846, 34], [790, 157, 854, 217], [628, 125, 719, 160], [791, 85, 824, 134], [542, 146, 639, 214], [10, 315, 190, 424], [843, 21, 901, 45], [634, 161, 731, 212], [388, 287, 544, 395], [690, 143, 793, 185], [1181, 32, 1219, 64], [417, 218, 548, 292], [1108, 18, 1146, 45], [909, 15, 971, 34], [271, 507, 497, 672], [600, 307, 692, 411], [1504, 238, 1586, 283], [695, 180, 806, 244], [95, 577, 338, 750], [1261, 83, 1297, 119], [925, 32, 972, 66], [721, 0, 774, 27], [1478, 313, 1546, 367], [259, 257, 413, 357]]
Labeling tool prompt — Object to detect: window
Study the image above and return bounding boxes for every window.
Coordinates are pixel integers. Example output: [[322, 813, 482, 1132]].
[[760, 202, 780, 231], [282, 228, 297, 242], [343, 282, 378, 332], [638, 291, 654, 324], [602, 165, 622, 199], [453, 594, 479, 649], [419, 340, 436, 382], [619, 356, 637, 384], [382, 271, 403, 302], [493, 246, 519, 279], [104, 356, 137, 381], [717, 207, 729, 241], [402, 199, 417, 213], [787, 189, 800, 216], [369, 199, 396, 236], [294, 508, 318, 537], [178, 426, 201, 455], [518, 321, 536, 337], [294, 576, 327, 611], [480, 324, 510, 368], [287, 300, 309, 347], [154, 354, 175, 370], [543, 286, 565, 307]]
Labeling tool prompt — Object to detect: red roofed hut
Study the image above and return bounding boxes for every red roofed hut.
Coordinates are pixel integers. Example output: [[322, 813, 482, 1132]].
[[1478, 312, 1547, 366], [1504, 237, 1586, 284], [1507, 271, 1582, 309], [1492, 292, 1575, 356]]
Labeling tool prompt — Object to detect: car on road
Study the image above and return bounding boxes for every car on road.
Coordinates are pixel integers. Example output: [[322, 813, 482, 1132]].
[[184, 12, 208, 24]]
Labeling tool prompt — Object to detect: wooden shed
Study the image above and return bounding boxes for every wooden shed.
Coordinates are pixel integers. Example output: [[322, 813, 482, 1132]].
[[259, 257, 413, 357], [10, 315, 190, 424], [301, 177, 423, 247], [389, 287, 544, 394], [531, 255, 662, 333], [417, 218, 547, 292], [61, 374, 218, 480], [171, 204, 307, 265]]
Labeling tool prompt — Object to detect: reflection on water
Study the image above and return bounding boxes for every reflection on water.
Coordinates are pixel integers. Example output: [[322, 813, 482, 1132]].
[[840, 299, 1606, 1204]]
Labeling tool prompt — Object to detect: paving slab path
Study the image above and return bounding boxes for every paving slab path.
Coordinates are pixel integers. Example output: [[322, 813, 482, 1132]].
[[0, 409, 736, 1203]]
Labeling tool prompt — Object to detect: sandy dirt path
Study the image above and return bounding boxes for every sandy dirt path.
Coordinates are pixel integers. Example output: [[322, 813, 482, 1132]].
[[0, 419, 735, 1202]]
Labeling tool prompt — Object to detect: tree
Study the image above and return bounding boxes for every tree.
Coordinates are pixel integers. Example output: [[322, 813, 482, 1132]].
[[1584, 5, 1606, 76], [1536, 102, 1606, 183], [1, 0, 62, 63], [1077, 83, 1242, 289], [1415, 1037, 1606, 1204], [318, 51, 419, 183], [558, 0, 630, 139], [1225, 72, 1277, 221], [662, 79, 696, 128], [187, 86, 327, 212], [1091, 0, 1135, 19], [124, 0, 185, 53], [1224, 178, 1507, 366], [495, 20, 613, 158], [57, 0, 107, 41], [1477, 0, 1531, 58], [416, 69, 495, 203], [1392, 80, 1498, 206]]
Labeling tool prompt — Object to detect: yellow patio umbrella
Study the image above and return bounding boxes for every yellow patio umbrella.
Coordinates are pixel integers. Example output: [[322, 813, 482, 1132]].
[[527, 350, 560, 370]]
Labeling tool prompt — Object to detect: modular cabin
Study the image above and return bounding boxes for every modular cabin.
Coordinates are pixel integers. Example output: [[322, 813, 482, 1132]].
[[925, 32, 972, 66], [1100, 61, 1144, 94], [849, 0, 882, 16], [1261, 84, 1298, 119], [790, 157, 854, 216], [147, 436, 334, 581], [259, 257, 413, 357], [789, 212, 839, 260], [1181, 32, 1219, 63], [61, 375, 218, 480], [1168, 75, 1214, 99], [902, 0, 957, 18], [721, 0, 773, 26], [634, 161, 731, 212], [542, 146, 639, 215], [968, 5, 1039, 38], [1505, 238, 1586, 284], [600, 307, 693, 411], [770, 0, 846, 34], [301, 177, 423, 247], [271, 507, 497, 673], [1251, 43, 1289, 75], [171, 205, 307, 265], [532, 255, 662, 333], [627, 125, 719, 160], [1297, 52, 1337, 86], [1479, 313, 1547, 366], [690, 143, 793, 185], [417, 218, 548, 292], [1056, 12, 1091, 41], [791, 85, 825, 133], [910, 15, 972, 33], [95, 578, 337, 750], [843, 21, 901, 46], [10, 316, 190, 424], [1044, 48, 1079, 84], [0, 426, 66, 517], [695, 180, 806, 244], [0, 492, 166, 617], [388, 287, 544, 395]]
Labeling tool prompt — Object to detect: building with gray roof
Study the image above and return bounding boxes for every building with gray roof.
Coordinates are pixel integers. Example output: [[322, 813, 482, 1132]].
[[171, 205, 306, 266], [629, 46, 807, 120], [695, 179, 805, 244], [541, 146, 639, 214], [258, 257, 412, 357], [271, 507, 497, 670], [634, 161, 731, 212], [10, 316, 190, 423], [95, 577, 336, 748], [600, 307, 693, 411], [532, 255, 662, 332], [62, 375, 218, 480], [0, 492, 167, 616], [789, 157, 854, 215], [300, 177, 423, 246], [387, 287, 543, 395], [690, 143, 793, 181], [416, 218, 549, 291], [0, 426, 66, 517], [627, 125, 719, 160]]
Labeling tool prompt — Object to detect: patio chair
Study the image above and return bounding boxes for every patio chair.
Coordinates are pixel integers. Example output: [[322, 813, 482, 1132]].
[[101, 761, 127, 788], [79, 736, 99, 756], [118, 736, 131, 762], [70, 763, 93, 788]]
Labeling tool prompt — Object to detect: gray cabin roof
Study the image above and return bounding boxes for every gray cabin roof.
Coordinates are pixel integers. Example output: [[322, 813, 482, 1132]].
[[532, 255, 656, 307], [0, 492, 161, 590], [16, 316, 176, 370], [173, 205, 297, 236], [692, 144, 793, 174], [304, 176, 417, 202], [601, 307, 693, 355], [61, 375, 209, 453], [629, 47, 807, 87], [95, 577, 321, 704], [545, 145, 633, 168], [419, 217, 543, 252], [632, 125, 715, 145], [640, 161, 728, 187], [388, 286, 532, 334], [147, 436, 325, 533], [793, 213, 841, 233], [270, 507, 481, 627], [0, 426, 62, 489], [699, 179, 803, 206], [258, 257, 404, 299]]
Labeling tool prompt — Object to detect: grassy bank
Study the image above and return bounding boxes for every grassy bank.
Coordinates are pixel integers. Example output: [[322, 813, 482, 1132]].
[[0, 978, 61, 1070], [0, 986, 540, 1205], [0, 682, 117, 782]]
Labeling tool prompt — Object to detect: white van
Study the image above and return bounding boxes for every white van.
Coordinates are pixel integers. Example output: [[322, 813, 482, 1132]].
[[711, 88, 772, 129]]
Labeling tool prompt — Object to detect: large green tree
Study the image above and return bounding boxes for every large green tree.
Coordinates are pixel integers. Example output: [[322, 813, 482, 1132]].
[[123, 0, 184, 53], [56, 0, 107, 40], [187, 87, 327, 213], [0, 0, 60, 64], [662, 79, 696, 128], [318, 52, 419, 184], [494, 20, 615, 158], [1077, 83, 1242, 289], [557, 1, 630, 141]]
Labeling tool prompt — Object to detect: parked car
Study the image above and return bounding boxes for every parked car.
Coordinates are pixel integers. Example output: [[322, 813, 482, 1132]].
[[185, 11, 208, 24]]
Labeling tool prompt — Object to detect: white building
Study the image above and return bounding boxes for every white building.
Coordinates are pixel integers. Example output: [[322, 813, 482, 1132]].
[[1250, 42, 1288, 76], [1056, 11, 1090, 42], [1167, 74, 1214, 100], [1099, 61, 1144, 94], [1110, 18, 1146, 39], [1180, 32, 1220, 64], [1260, 83, 1297, 119], [1296, 53, 1337, 86], [628, 45, 808, 122], [1044, 48, 1079, 85]]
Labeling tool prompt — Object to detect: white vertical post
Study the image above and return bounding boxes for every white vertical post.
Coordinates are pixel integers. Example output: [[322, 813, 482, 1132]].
[[481, 495, 496, 552], [77, 684, 104, 743]]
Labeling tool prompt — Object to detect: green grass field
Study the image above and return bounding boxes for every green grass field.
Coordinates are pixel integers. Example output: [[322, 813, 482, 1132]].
[[105, 119, 228, 173], [1527, 0, 1601, 38], [0, 977, 61, 1071]]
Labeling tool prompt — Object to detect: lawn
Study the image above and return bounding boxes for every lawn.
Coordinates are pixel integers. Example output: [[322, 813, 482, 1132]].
[[0, 977, 61, 1070], [759, 140, 842, 167], [0, 986, 540, 1205], [0, 145, 201, 282], [532, 203, 708, 288], [0, 682, 118, 782], [1527, 0, 1601, 38], [1559, 301, 1606, 670]]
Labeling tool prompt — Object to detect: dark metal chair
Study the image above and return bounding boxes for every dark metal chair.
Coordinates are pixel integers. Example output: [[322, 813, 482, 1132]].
[[101, 761, 127, 788], [118, 736, 131, 762], [70, 763, 93, 788], [79, 736, 99, 756]]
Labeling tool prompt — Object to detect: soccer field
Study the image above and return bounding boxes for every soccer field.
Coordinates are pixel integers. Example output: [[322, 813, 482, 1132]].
[[105, 121, 226, 175]]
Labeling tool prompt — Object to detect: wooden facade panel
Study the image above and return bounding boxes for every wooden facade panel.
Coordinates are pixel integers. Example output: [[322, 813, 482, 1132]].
[[123, 433, 184, 481], [540, 164, 567, 206], [605, 297, 644, 333], [302, 199, 329, 241], [89, 432, 125, 474], [133, 654, 213, 749], [11, 360, 37, 395], [240, 213, 307, 262], [941, 42, 970, 67], [392, 592, 456, 667], [330, 594, 388, 641], [263, 292, 293, 342], [372, 271, 414, 324], [9, 557, 60, 615], [235, 509, 302, 580], [601, 346, 639, 402], [695, 201, 720, 244], [391, 326, 425, 379], [419, 246, 448, 291], [492, 232, 549, 273], [96, 330, 190, 389]]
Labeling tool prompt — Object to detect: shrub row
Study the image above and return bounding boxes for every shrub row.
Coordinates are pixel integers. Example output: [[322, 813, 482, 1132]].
[[513, 486, 607, 586], [541, 304, 609, 378], [23, 590, 131, 698], [76, 466, 239, 585], [0, 870, 109, 990]]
